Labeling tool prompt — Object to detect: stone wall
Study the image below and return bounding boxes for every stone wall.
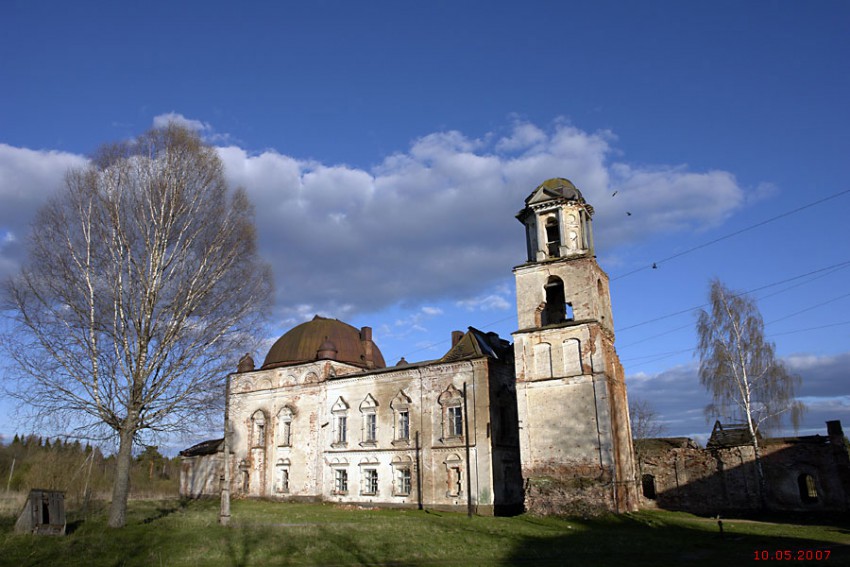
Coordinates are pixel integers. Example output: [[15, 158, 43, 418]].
[[636, 424, 850, 514]]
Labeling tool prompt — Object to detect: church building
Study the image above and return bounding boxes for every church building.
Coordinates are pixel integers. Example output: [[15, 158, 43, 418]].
[[180, 178, 638, 515]]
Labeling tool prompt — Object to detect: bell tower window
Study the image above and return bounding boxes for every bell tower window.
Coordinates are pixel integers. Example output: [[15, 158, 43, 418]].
[[545, 217, 561, 258], [542, 276, 571, 325]]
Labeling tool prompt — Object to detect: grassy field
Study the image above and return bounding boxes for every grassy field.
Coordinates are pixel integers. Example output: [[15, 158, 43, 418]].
[[1, 498, 848, 566]]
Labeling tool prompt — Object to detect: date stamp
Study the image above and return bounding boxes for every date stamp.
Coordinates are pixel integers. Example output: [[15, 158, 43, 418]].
[[754, 549, 831, 561]]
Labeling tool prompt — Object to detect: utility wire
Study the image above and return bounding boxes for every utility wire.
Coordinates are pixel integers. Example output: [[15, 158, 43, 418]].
[[610, 187, 850, 281], [392, 189, 850, 361]]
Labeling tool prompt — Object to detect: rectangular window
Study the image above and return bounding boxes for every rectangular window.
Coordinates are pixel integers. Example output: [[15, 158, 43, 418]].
[[397, 468, 411, 496], [363, 469, 378, 495], [256, 423, 265, 446], [448, 406, 463, 437], [337, 416, 347, 444], [365, 413, 377, 442], [398, 411, 410, 440], [335, 469, 348, 494], [281, 421, 291, 446]]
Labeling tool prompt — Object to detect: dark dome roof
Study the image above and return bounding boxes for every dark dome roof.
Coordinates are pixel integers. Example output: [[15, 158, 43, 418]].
[[262, 315, 386, 370], [528, 178, 585, 204]]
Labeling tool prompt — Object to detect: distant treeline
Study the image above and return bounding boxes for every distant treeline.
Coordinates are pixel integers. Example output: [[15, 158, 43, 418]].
[[0, 435, 180, 503]]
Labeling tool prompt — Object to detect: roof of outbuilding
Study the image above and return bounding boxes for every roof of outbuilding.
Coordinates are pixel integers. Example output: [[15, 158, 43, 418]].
[[262, 315, 386, 370], [179, 438, 224, 457]]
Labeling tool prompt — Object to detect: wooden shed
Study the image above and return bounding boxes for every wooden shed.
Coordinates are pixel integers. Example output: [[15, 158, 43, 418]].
[[14, 489, 66, 535]]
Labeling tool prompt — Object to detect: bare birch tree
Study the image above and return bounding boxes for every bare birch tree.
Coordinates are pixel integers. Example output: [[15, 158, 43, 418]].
[[2, 125, 271, 527], [629, 399, 666, 441], [696, 279, 803, 502]]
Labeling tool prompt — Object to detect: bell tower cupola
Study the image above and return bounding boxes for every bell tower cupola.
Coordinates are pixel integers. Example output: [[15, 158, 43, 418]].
[[517, 178, 595, 263]]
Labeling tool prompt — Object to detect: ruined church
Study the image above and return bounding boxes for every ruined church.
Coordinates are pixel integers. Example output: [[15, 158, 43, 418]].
[[180, 178, 639, 514]]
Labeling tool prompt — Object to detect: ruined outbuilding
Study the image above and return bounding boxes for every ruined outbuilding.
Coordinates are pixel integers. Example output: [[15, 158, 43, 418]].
[[636, 420, 850, 513], [14, 489, 66, 535], [180, 178, 638, 515]]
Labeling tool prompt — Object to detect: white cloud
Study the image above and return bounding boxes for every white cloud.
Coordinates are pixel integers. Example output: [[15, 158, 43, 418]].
[[0, 144, 88, 278], [152, 112, 211, 133], [0, 118, 750, 320], [151, 112, 235, 144], [421, 306, 443, 316], [456, 293, 512, 312]]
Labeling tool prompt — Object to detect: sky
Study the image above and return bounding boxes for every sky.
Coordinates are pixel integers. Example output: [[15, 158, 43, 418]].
[[1, 1, 849, 450]]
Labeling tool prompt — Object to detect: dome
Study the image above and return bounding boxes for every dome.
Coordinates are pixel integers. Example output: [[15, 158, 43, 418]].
[[526, 178, 585, 205], [262, 315, 386, 370]]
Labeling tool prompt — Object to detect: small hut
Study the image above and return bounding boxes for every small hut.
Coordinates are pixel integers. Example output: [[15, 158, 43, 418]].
[[14, 489, 66, 535]]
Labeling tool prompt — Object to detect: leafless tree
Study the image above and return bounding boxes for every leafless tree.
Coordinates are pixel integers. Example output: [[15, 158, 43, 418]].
[[2, 125, 271, 527], [696, 278, 803, 502], [629, 398, 666, 441]]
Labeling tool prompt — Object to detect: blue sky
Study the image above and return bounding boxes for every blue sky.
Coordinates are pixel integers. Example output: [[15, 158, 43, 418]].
[[1, 1, 849, 449]]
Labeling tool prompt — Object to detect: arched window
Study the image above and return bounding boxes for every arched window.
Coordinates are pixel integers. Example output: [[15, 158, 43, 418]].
[[359, 394, 378, 446], [545, 217, 561, 257], [278, 406, 294, 447], [641, 474, 657, 500], [251, 410, 266, 448], [542, 276, 570, 325], [438, 385, 464, 440], [798, 474, 818, 503]]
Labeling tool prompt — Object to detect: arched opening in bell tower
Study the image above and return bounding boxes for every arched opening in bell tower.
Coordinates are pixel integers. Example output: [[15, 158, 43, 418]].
[[542, 276, 572, 325], [545, 217, 561, 258]]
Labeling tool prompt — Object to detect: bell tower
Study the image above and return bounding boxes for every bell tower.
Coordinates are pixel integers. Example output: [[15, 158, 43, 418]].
[[512, 178, 637, 513]]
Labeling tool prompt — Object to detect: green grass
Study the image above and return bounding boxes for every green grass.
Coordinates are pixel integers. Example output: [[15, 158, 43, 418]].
[[1, 499, 848, 566]]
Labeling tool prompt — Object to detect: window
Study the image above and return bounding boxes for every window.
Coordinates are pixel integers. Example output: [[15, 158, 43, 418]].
[[438, 385, 464, 441], [335, 469, 348, 494], [251, 410, 266, 448], [798, 474, 818, 503], [362, 469, 378, 495], [397, 468, 411, 496], [359, 394, 378, 446], [337, 416, 348, 444], [545, 217, 561, 257], [391, 390, 413, 444], [332, 397, 349, 447], [278, 406, 294, 447], [398, 410, 410, 440], [448, 406, 463, 437], [542, 276, 567, 325], [365, 413, 376, 442]]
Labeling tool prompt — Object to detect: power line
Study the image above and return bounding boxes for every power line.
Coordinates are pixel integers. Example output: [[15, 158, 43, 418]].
[[616, 259, 850, 332], [610, 188, 850, 281], [394, 190, 850, 361]]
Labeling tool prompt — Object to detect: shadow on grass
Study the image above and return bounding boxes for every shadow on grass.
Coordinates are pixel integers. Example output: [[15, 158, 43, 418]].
[[499, 514, 850, 567], [142, 498, 189, 524]]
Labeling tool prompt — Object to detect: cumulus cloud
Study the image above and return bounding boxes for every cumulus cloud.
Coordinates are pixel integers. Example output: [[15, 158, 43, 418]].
[[0, 144, 88, 279], [0, 118, 750, 320], [214, 119, 751, 320]]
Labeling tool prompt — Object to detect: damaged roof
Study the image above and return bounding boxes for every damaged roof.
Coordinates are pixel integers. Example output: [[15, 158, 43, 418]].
[[440, 327, 512, 363], [179, 438, 224, 457]]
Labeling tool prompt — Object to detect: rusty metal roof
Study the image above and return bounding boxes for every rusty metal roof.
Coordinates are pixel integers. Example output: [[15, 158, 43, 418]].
[[262, 315, 386, 370]]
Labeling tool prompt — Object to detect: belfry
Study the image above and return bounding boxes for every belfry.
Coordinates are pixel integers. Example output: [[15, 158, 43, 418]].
[[513, 178, 638, 513]]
